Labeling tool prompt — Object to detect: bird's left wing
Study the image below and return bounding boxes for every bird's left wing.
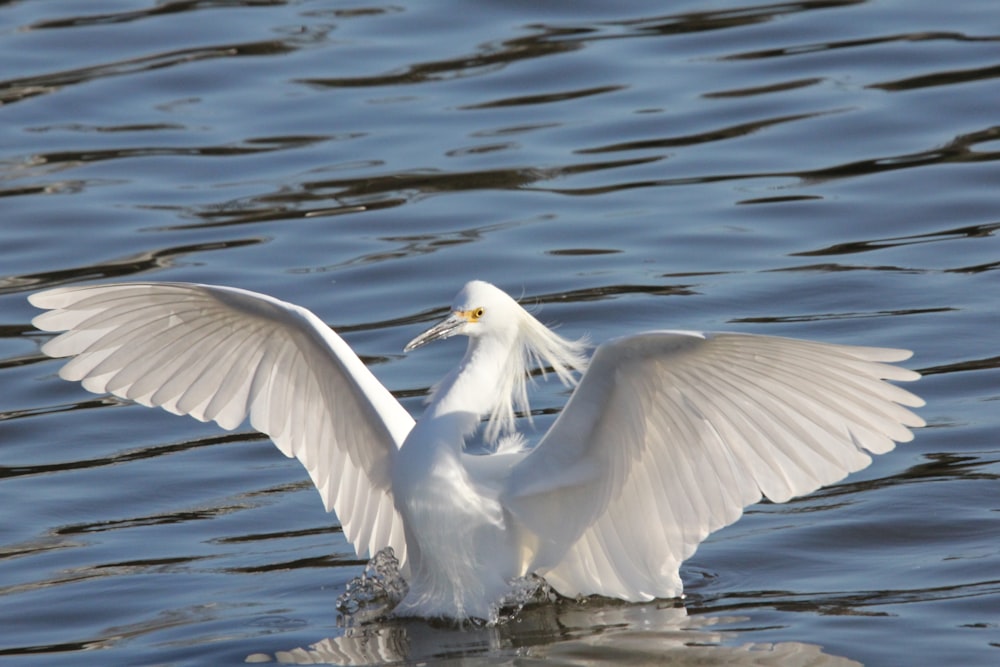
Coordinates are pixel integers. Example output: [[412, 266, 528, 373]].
[[502, 331, 924, 601], [30, 283, 413, 562]]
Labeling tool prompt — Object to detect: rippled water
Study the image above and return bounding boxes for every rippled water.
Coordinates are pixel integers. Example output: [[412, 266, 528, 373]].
[[1, 1, 998, 665]]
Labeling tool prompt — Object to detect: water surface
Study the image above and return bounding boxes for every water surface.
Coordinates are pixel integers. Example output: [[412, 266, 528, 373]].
[[1, 1, 997, 665]]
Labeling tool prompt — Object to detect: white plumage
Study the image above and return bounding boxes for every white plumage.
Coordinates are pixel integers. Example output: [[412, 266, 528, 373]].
[[29, 280, 924, 621]]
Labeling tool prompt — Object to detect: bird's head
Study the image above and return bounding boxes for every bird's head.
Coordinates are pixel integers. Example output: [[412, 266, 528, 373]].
[[404, 280, 518, 352], [405, 281, 589, 442]]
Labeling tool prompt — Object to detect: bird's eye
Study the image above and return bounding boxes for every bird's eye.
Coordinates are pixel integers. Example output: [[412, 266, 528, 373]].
[[472, 307, 485, 321]]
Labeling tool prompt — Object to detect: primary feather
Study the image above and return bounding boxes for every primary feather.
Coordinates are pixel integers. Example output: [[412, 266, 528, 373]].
[[30, 280, 924, 622]]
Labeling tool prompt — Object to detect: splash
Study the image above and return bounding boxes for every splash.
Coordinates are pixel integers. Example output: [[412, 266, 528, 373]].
[[488, 573, 555, 625], [337, 547, 556, 626], [336, 547, 408, 626]]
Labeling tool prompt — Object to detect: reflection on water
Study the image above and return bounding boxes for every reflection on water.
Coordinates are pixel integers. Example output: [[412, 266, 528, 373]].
[[247, 604, 860, 666]]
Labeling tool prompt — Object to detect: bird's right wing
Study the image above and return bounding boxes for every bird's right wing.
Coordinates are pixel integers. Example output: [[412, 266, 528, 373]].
[[502, 331, 924, 601], [30, 282, 413, 563]]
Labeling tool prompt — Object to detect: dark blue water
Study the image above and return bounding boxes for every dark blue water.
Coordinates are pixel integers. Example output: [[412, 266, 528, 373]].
[[1, 1, 997, 664]]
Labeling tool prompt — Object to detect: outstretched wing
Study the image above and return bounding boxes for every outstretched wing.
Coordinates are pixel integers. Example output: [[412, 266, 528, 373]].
[[30, 282, 413, 563], [503, 331, 924, 600]]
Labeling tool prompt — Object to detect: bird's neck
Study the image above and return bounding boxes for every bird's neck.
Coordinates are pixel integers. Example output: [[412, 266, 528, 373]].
[[407, 336, 512, 455]]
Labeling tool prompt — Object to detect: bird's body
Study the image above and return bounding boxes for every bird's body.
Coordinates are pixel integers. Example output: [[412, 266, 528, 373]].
[[29, 280, 925, 622]]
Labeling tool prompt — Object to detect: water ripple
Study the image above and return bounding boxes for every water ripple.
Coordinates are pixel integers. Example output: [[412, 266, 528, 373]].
[[1, 0, 997, 664]]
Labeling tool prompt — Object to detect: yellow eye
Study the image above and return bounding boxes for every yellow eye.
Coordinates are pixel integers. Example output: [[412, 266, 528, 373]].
[[471, 307, 485, 321]]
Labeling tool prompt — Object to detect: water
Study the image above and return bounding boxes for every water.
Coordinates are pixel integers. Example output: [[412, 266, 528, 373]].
[[1, 0, 997, 664]]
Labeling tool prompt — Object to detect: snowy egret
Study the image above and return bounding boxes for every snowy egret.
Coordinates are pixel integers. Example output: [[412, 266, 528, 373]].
[[29, 280, 924, 621]]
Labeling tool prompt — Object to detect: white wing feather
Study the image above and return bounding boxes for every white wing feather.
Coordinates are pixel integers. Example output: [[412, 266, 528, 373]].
[[504, 331, 924, 600], [29, 282, 412, 563]]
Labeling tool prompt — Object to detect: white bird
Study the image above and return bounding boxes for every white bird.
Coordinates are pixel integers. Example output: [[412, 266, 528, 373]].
[[29, 280, 924, 622]]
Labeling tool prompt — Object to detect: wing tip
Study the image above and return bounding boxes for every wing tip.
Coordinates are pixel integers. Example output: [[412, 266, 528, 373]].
[[28, 288, 65, 309], [28, 285, 96, 310]]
